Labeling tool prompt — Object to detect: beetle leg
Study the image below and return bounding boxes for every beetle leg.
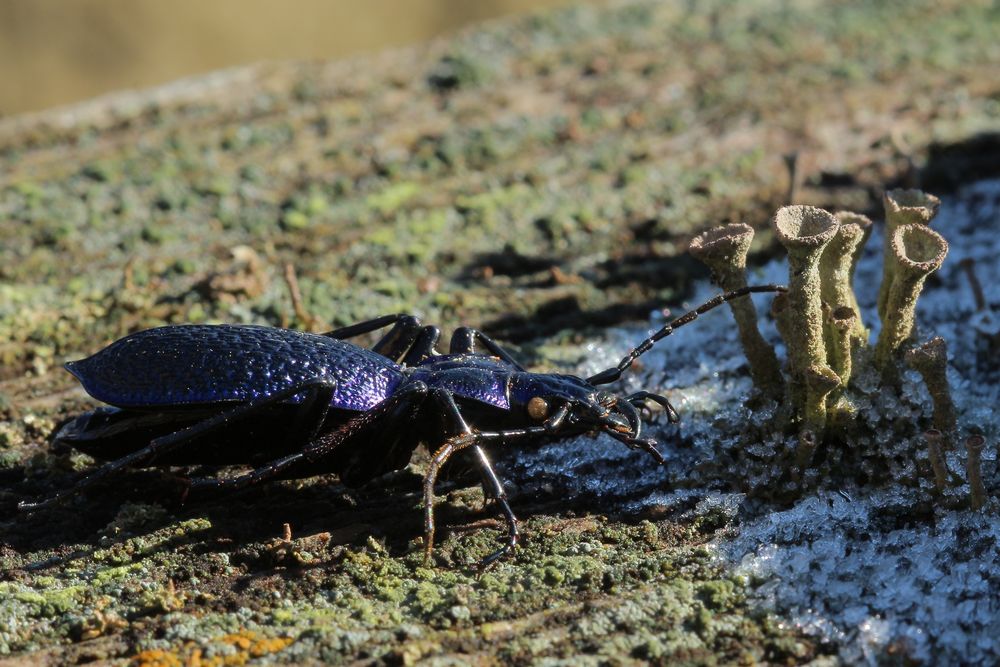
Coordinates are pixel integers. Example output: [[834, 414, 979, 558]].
[[19, 379, 338, 512], [471, 446, 520, 571], [423, 390, 566, 568], [186, 451, 308, 495], [302, 382, 427, 460], [424, 426, 555, 563], [444, 327, 529, 508], [322, 313, 424, 361], [322, 313, 416, 341], [424, 437, 457, 564], [290, 384, 336, 443], [449, 328, 526, 371], [322, 315, 447, 368], [401, 326, 441, 366], [191, 382, 433, 496], [422, 388, 522, 568]]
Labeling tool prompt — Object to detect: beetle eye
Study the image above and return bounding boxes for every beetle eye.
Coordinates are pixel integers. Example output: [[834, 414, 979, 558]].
[[527, 396, 549, 421]]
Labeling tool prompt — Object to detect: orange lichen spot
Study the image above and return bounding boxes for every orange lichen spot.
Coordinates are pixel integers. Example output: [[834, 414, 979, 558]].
[[132, 630, 294, 667], [133, 649, 184, 667]]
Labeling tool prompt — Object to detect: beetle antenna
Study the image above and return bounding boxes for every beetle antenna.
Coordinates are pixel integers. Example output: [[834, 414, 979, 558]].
[[587, 284, 787, 385]]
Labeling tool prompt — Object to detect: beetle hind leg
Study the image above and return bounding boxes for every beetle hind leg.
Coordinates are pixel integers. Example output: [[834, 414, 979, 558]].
[[19, 379, 337, 513], [184, 451, 308, 496]]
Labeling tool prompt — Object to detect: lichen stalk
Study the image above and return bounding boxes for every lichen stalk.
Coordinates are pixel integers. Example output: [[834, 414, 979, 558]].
[[905, 337, 957, 436], [689, 224, 784, 397], [877, 189, 940, 320], [771, 292, 801, 411], [924, 429, 949, 494], [803, 364, 840, 444], [771, 205, 838, 412], [874, 224, 948, 377], [821, 212, 872, 342], [828, 306, 856, 388], [965, 434, 987, 511], [794, 429, 818, 475]]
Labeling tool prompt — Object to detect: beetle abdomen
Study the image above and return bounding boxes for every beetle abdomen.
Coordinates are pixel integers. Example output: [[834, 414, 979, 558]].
[[67, 325, 404, 411]]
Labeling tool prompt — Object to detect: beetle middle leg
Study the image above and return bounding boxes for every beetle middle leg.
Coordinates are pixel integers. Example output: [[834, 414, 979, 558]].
[[185, 382, 431, 495], [323, 314, 438, 363], [449, 328, 526, 370], [19, 380, 337, 512]]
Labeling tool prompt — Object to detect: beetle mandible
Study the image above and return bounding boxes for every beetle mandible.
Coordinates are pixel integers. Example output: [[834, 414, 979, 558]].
[[21, 284, 785, 569]]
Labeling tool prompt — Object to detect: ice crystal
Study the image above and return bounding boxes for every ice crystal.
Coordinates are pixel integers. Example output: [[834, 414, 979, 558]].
[[502, 179, 1000, 663]]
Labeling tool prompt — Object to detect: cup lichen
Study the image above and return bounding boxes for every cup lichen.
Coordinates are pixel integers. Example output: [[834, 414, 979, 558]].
[[877, 189, 940, 320], [680, 187, 956, 481], [803, 363, 840, 446], [827, 305, 857, 390], [874, 224, 948, 378], [689, 224, 784, 398], [822, 212, 873, 343], [794, 429, 818, 476], [771, 206, 839, 415]]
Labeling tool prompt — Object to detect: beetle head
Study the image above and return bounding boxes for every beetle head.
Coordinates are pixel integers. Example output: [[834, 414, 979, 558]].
[[509, 373, 663, 462]]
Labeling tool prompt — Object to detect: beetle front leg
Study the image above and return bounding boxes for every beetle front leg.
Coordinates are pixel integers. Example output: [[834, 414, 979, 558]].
[[470, 446, 520, 570], [422, 391, 564, 569], [422, 388, 523, 570], [423, 431, 534, 569]]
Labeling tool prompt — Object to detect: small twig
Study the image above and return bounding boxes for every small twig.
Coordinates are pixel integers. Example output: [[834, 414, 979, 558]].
[[283, 263, 317, 331], [783, 152, 800, 205], [923, 429, 949, 493], [966, 434, 987, 511], [122, 257, 136, 292], [959, 258, 987, 311]]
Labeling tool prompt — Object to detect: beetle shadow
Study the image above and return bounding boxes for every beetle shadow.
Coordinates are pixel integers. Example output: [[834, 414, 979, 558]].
[[1, 467, 206, 571], [2, 460, 448, 576]]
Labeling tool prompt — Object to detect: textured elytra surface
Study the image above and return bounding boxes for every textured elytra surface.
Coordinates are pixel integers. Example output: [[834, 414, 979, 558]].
[[1, 0, 999, 664], [409, 356, 513, 409], [68, 325, 404, 411]]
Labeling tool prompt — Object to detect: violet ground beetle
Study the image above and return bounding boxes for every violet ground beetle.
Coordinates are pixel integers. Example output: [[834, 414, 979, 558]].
[[20, 284, 786, 569]]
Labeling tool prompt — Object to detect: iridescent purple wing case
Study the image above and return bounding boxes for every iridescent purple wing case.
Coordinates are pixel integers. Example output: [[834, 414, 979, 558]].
[[66, 325, 405, 412]]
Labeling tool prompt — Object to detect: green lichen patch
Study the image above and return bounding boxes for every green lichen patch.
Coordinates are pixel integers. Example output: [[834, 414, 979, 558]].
[[1, 0, 998, 663], [118, 515, 820, 664]]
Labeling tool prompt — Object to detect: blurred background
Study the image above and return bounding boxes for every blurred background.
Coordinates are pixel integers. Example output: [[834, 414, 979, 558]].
[[0, 0, 569, 117]]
